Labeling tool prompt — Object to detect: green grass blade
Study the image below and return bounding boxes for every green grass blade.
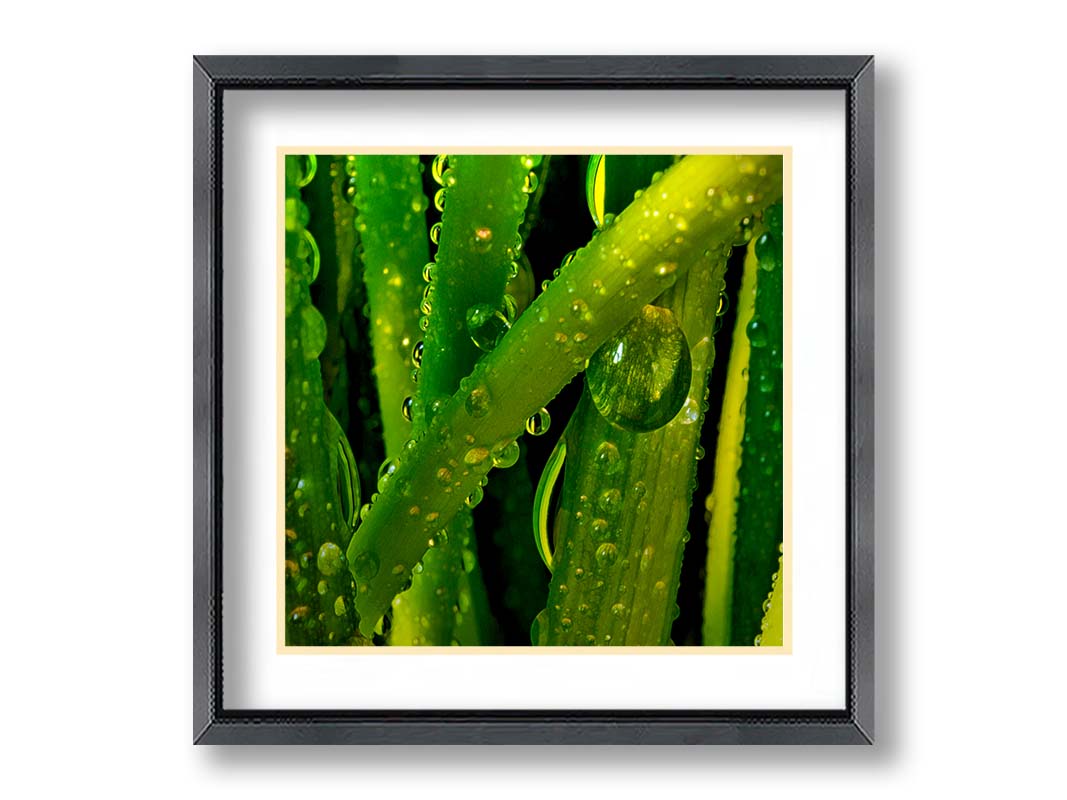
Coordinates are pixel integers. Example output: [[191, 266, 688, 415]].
[[702, 240, 759, 645], [389, 154, 533, 644], [347, 155, 783, 636], [350, 155, 428, 459], [535, 245, 726, 645], [303, 156, 361, 430], [283, 155, 362, 645], [728, 203, 784, 645]]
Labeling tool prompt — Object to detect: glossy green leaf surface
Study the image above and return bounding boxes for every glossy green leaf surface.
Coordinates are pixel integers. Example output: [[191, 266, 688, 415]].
[[283, 155, 362, 645], [346, 155, 784, 636]]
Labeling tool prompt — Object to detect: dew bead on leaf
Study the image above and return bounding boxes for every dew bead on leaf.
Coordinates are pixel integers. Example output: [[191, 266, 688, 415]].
[[525, 408, 551, 436], [585, 304, 693, 433], [466, 303, 511, 352], [746, 317, 769, 348], [351, 550, 381, 581], [342, 154, 784, 638], [316, 542, 343, 576], [464, 385, 492, 418]]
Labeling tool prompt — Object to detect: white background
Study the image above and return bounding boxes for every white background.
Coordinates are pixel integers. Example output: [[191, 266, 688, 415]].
[[222, 90, 844, 710], [2, 0, 1064, 796]]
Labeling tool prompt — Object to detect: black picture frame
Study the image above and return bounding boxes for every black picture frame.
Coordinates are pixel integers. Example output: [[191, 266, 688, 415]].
[[193, 55, 874, 745]]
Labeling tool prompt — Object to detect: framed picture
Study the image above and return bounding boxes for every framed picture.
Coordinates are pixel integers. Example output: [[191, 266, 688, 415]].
[[193, 55, 874, 744]]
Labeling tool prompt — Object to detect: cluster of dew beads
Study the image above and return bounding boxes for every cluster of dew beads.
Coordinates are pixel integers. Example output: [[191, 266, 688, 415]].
[[585, 305, 693, 433], [520, 154, 542, 195], [284, 160, 321, 284], [755, 546, 784, 646], [431, 153, 453, 211], [413, 153, 453, 342], [343, 155, 359, 206]]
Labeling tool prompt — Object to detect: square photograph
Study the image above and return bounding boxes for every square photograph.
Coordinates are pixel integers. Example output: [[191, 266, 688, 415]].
[[280, 152, 786, 649]]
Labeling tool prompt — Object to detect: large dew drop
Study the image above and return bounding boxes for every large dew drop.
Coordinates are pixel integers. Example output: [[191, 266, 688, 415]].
[[316, 542, 343, 576], [466, 303, 511, 352], [585, 305, 693, 432]]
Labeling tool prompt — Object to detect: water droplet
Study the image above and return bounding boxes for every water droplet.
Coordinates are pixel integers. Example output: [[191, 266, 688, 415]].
[[411, 340, 424, 367], [569, 298, 590, 320], [422, 262, 436, 283], [334, 595, 347, 616], [434, 188, 447, 212], [401, 396, 414, 422], [377, 457, 400, 491], [522, 171, 539, 194], [586, 305, 693, 432], [611, 602, 627, 617], [464, 385, 492, 418], [351, 551, 380, 580], [464, 446, 489, 466], [472, 226, 494, 252], [492, 439, 520, 469], [525, 408, 551, 436], [597, 488, 621, 514], [292, 154, 317, 187], [747, 317, 769, 348], [431, 154, 449, 185], [595, 441, 621, 474], [465, 485, 484, 509], [466, 304, 510, 352], [392, 563, 405, 575], [595, 542, 618, 567], [755, 232, 781, 272], [430, 222, 442, 244], [654, 261, 678, 280]]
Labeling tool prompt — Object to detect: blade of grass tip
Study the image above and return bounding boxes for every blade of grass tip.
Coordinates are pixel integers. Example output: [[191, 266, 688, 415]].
[[729, 202, 784, 645], [389, 154, 534, 645], [702, 240, 759, 645], [283, 155, 365, 645], [534, 243, 728, 646], [347, 155, 784, 636]]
